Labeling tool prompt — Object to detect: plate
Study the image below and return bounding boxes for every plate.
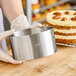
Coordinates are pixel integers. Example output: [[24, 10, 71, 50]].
[[56, 43, 76, 47]]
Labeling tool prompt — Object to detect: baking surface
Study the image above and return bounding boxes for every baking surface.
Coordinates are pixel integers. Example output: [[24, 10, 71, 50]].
[[0, 46, 76, 76]]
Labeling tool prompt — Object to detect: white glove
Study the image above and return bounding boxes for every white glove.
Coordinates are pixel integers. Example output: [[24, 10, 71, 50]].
[[11, 15, 42, 31], [0, 29, 24, 64]]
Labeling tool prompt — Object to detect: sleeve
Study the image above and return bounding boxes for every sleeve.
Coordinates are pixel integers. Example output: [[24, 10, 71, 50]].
[[0, 8, 8, 52]]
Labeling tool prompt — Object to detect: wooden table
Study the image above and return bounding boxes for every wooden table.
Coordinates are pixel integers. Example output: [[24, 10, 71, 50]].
[[0, 46, 76, 76]]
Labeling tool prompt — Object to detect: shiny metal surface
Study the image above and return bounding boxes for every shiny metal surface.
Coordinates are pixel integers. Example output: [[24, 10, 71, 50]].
[[10, 26, 57, 60]]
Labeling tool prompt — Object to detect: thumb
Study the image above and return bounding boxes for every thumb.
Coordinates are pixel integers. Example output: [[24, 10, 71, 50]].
[[0, 29, 15, 41], [26, 23, 42, 29], [32, 23, 42, 28]]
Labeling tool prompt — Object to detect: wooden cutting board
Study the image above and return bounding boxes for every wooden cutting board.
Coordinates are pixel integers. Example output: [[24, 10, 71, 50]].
[[0, 46, 76, 76]]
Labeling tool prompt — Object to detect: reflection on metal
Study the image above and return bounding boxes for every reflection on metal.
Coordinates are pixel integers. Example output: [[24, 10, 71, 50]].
[[10, 26, 57, 60]]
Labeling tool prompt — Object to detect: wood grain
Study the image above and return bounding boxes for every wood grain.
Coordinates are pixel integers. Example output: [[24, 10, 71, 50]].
[[0, 46, 76, 76]]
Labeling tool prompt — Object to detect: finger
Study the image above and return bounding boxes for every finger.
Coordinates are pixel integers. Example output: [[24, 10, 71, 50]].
[[5, 56, 25, 64], [11, 60, 24, 64], [31, 23, 42, 28], [1, 59, 24, 64], [0, 29, 15, 41], [1, 56, 24, 64], [26, 23, 42, 29], [0, 50, 24, 64]]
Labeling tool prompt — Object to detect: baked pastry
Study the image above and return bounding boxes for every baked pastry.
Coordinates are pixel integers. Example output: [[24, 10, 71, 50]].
[[32, 3, 71, 22], [32, 10, 48, 21], [53, 3, 71, 11], [45, 0, 57, 6], [32, 0, 40, 11], [47, 10, 76, 44], [32, 3, 40, 11]]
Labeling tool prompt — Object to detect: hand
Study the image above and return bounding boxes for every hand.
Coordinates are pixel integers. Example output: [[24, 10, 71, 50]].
[[25, 23, 42, 29], [0, 29, 24, 64], [11, 15, 42, 31]]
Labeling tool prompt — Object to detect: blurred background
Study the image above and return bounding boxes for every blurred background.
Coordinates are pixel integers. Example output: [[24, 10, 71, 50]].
[[3, 0, 76, 49], [4, 0, 76, 30]]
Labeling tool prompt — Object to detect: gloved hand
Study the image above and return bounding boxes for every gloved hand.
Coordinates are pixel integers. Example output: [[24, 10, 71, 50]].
[[0, 29, 24, 64], [11, 15, 42, 31], [1, 15, 42, 64]]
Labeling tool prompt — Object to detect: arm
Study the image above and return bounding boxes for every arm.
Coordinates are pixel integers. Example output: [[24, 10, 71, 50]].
[[0, 0, 24, 23], [0, 0, 42, 64], [0, 0, 42, 31], [0, 0, 30, 31]]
